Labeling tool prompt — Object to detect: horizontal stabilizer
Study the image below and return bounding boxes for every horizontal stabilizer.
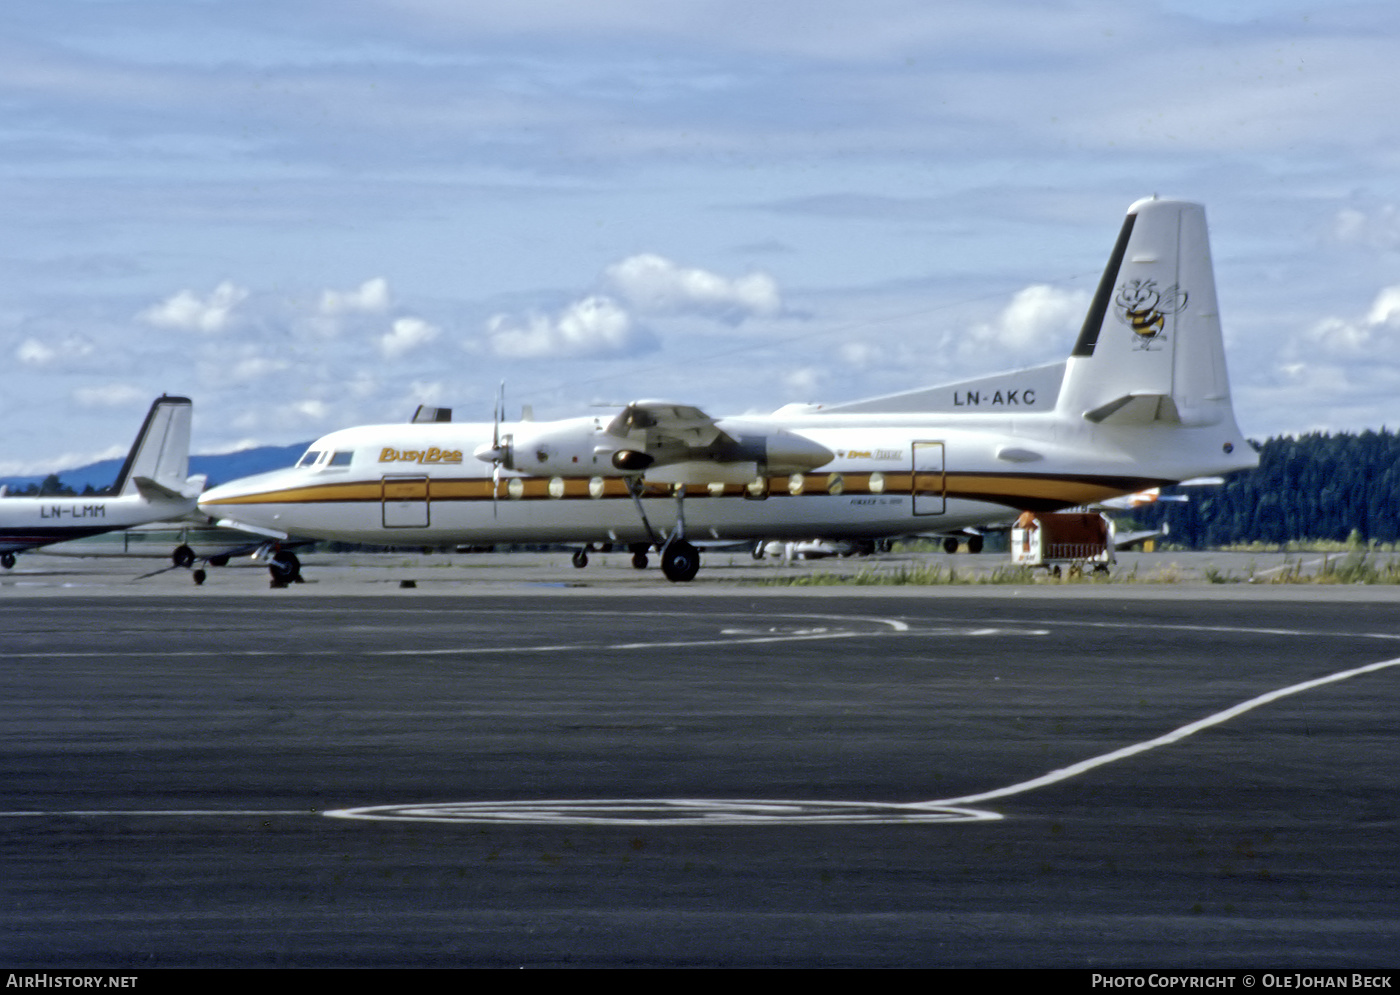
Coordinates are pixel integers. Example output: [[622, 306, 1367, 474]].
[[131, 472, 207, 502], [1082, 393, 1179, 425]]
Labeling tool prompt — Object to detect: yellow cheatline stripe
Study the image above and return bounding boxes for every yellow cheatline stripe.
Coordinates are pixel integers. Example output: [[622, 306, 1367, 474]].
[[202, 470, 1162, 511]]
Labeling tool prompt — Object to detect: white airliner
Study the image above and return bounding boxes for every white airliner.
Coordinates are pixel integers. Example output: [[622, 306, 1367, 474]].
[[199, 198, 1257, 583], [1, 396, 203, 569]]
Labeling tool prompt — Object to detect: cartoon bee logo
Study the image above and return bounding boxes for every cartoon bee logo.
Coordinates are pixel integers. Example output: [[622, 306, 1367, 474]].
[[1113, 279, 1187, 349]]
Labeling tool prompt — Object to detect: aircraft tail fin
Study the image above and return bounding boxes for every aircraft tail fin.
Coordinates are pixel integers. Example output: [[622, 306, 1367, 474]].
[[1058, 198, 1238, 430], [111, 396, 195, 499]]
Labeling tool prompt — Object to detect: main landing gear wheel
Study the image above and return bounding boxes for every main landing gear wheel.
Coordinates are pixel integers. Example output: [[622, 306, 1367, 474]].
[[1, 552, 15, 569], [943, 536, 959, 554], [967, 534, 984, 554], [269, 551, 302, 586], [660, 540, 700, 583], [172, 544, 195, 568]]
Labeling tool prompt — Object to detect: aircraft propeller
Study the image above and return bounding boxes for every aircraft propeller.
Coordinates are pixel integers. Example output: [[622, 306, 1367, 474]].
[[472, 381, 508, 517]]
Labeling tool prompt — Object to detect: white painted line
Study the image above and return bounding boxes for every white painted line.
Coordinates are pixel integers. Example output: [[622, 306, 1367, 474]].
[[926, 654, 1400, 808]]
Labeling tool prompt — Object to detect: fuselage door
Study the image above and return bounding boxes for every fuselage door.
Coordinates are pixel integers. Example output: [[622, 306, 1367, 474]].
[[382, 475, 430, 528], [912, 441, 945, 516]]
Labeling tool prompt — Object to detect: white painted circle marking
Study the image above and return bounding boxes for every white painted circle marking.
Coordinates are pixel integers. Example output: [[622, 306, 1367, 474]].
[[324, 799, 1001, 826]]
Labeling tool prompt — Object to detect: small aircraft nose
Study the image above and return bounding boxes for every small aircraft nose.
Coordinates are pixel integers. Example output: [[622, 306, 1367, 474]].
[[197, 473, 278, 519]]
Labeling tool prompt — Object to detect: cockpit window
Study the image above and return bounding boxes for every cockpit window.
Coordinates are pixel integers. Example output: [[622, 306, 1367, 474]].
[[296, 449, 324, 468], [329, 451, 354, 467]]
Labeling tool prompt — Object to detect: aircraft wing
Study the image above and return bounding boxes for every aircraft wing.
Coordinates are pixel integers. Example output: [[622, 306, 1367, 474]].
[[606, 400, 727, 452], [208, 517, 291, 542], [603, 400, 832, 473]]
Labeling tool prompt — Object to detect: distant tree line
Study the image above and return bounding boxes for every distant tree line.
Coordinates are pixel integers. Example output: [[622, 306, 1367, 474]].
[[1134, 429, 1400, 548], [3, 474, 107, 497]]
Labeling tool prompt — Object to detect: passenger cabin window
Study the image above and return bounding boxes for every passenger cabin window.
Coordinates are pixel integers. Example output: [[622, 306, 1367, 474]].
[[329, 451, 354, 467], [296, 450, 324, 468]]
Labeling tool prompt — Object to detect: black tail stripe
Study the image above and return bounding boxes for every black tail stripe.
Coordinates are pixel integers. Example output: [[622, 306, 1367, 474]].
[[1072, 212, 1137, 358]]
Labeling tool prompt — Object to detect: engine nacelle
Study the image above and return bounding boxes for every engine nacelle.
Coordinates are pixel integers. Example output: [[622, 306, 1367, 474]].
[[474, 417, 636, 477]]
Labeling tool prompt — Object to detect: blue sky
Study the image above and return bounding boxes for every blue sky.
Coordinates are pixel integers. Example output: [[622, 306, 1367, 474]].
[[3, 0, 1399, 474]]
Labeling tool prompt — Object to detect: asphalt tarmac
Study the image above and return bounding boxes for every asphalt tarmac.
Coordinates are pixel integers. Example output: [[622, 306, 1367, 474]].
[[2, 558, 1398, 967]]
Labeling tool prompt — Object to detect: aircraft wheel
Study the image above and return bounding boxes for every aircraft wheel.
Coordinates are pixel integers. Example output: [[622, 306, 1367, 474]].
[[172, 544, 195, 568], [192, 569, 207, 586], [632, 552, 648, 570], [661, 541, 700, 583], [967, 535, 984, 554], [943, 537, 959, 554], [269, 551, 301, 584], [751, 543, 766, 560], [572, 548, 589, 569], [1, 552, 15, 569]]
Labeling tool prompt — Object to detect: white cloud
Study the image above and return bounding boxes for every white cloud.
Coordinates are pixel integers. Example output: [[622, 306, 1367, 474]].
[[73, 383, 148, 408], [407, 380, 448, 406], [477, 254, 777, 363], [1330, 205, 1400, 251], [1366, 286, 1400, 326], [1290, 285, 1400, 359], [379, 316, 441, 358], [964, 285, 1090, 361], [1242, 283, 1400, 434], [15, 334, 97, 368], [320, 277, 391, 315], [294, 399, 329, 420], [837, 341, 883, 368], [228, 356, 291, 383], [139, 281, 248, 334], [782, 366, 824, 397], [15, 339, 56, 365], [486, 295, 644, 359], [604, 254, 780, 320]]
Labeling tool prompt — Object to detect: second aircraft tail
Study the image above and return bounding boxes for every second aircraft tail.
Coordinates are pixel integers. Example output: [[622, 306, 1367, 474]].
[[110, 395, 197, 500]]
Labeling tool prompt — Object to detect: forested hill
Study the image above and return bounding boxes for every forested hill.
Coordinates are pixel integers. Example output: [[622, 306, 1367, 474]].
[[1145, 430, 1400, 548]]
